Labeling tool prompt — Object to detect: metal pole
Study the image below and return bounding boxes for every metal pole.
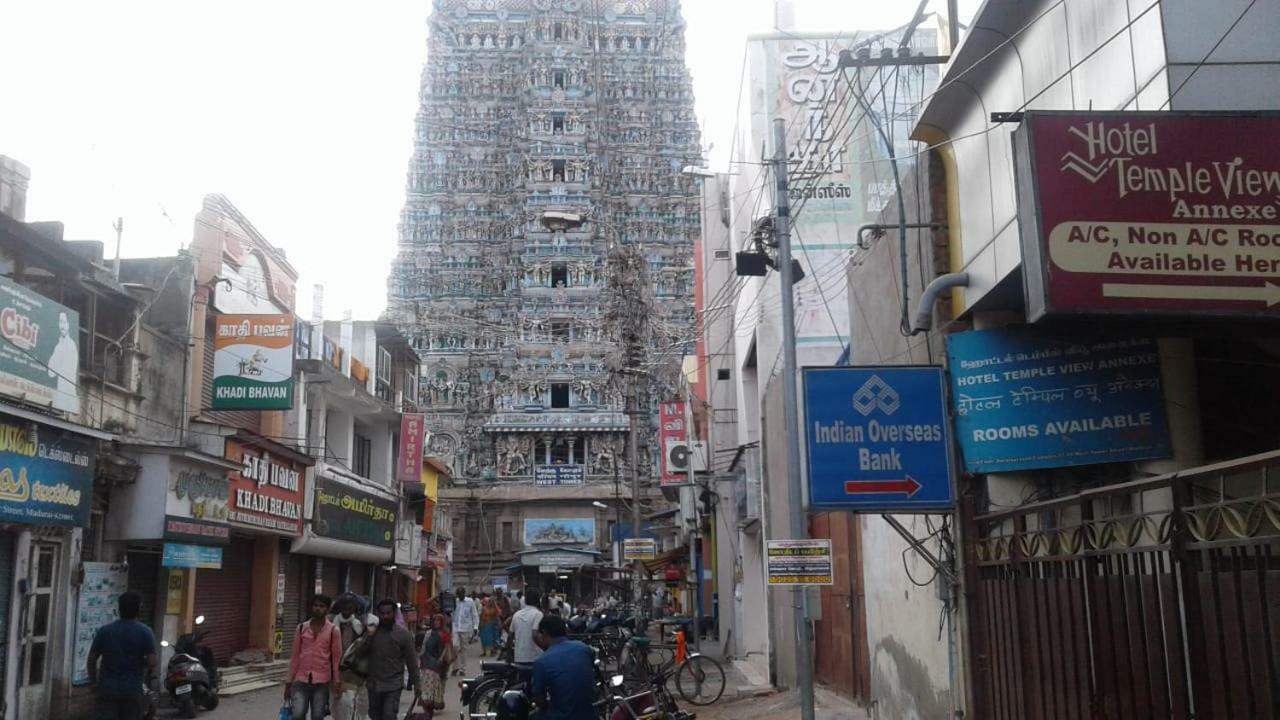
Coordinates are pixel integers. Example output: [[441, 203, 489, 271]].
[[685, 391, 701, 652], [773, 117, 816, 720], [628, 381, 643, 609]]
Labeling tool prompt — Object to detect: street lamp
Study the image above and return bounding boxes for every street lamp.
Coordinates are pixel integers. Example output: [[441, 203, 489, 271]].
[[592, 501, 608, 509]]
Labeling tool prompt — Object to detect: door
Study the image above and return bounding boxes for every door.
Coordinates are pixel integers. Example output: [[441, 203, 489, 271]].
[[18, 542, 59, 720]]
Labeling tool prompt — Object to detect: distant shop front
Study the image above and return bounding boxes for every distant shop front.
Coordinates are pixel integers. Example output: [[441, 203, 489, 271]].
[[292, 469, 398, 606]]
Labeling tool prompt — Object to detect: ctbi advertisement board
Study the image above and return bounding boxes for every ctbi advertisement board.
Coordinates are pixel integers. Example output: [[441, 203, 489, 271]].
[[212, 314, 295, 409], [1015, 111, 1280, 320]]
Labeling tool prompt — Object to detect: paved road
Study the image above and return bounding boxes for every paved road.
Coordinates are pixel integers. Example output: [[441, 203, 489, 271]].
[[189, 672, 464, 720]]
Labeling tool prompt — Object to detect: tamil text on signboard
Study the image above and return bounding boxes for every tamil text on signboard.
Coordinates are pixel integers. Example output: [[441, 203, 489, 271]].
[[623, 538, 657, 561], [766, 540, 833, 586], [314, 477, 398, 547], [1015, 112, 1280, 320], [802, 367, 954, 511], [534, 465, 585, 486], [0, 416, 94, 527], [397, 413, 426, 483], [946, 330, 1171, 473], [161, 542, 224, 569], [225, 440, 304, 535], [212, 314, 295, 409], [0, 276, 80, 414], [658, 402, 686, 487]]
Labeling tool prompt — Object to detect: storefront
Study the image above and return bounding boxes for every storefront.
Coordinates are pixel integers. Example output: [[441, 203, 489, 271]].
[[195, 436, 309, 662], [0, 411, 104, 720], [291, 469, 397, 609]]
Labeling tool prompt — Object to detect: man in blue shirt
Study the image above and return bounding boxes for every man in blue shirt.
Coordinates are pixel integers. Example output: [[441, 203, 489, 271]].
[[87, 590, 157, 720], [530, 614, 596, 720]]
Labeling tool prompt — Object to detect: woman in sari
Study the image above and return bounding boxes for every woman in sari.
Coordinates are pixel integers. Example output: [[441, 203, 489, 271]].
[[419, 614, 451, 714], [478, 596, 501, 657]]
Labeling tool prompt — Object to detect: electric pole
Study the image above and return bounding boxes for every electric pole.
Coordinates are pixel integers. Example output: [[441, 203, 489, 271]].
[[773, 117, 816, 720]]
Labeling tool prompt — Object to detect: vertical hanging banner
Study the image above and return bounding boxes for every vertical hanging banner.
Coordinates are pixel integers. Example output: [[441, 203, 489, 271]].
[[212, 314, 295, 409], [398, 413, 426, 483], [658, 402, 687, 487]]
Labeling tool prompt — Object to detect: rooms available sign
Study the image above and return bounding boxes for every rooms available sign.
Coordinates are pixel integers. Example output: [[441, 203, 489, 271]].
[[1015, 112, 1280, 320]]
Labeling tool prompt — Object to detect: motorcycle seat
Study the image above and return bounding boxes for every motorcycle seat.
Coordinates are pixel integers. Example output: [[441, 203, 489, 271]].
[[480, 661, 531, 674]]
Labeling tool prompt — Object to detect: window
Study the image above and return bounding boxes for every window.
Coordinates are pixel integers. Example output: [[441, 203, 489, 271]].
[[553, 70, 565, 88], [550, 320, 570, 342], [353, 433, 372, 478], [552, 114, 565, 133], [607, 520, 617, 545], [550, 440, 571, 464], [501, 521, 515, 550], [551, 382, 570, 409], [552, 159, 566, 181], [553, 22, 563, 40], [717, 368, 732, 381], [551, 262, 568, 287]]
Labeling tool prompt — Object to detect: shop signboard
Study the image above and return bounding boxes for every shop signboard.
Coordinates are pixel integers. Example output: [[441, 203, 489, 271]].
[[211, 314, 295, 409], [0, 416, 95, 526], [623, 538, 657, 561], [658, 402, 686, 487], [164, 459, 230, 545], [397, 413, 426, 483], [225, 440, 305, 536], [524, 518, 594, 546], [802, 367, 954, 512], [534, 465, 584, 486], [946, 329, 1171, 473], [72, 562, 128, 685], [161, 542, 224, 569], [766, 540, 833, 586], [0, 277, 80, 414], [1015, 111, 1280, 320], [314, 476, 398, 548], [521, 551, 594, 568]]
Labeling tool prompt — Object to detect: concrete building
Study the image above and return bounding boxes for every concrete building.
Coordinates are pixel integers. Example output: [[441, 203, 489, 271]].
[[386, 0, 701, 591]]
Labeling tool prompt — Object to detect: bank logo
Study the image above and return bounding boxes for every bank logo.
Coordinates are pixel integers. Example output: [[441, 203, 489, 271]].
[[852, 375, 899, 416]]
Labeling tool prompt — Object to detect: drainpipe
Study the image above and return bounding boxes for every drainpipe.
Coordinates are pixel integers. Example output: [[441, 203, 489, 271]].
[[910, 272, 969, 334]]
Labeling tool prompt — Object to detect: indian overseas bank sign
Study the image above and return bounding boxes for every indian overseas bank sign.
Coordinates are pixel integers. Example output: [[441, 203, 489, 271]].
[[946, 329, 1171, 473], [803, 367, 953, 512]]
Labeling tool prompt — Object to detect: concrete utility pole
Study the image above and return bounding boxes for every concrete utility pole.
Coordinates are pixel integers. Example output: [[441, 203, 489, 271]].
[[773, 117, 816, 720]]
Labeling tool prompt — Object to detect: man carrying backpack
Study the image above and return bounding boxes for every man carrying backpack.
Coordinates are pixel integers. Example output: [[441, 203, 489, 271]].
[[285, 594, 343, 720]]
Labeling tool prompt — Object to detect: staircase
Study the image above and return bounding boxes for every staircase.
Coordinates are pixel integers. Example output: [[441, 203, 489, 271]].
[[218, 659, 289, 696]]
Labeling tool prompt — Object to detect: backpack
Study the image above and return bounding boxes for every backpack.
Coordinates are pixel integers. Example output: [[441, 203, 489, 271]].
[[339, 632, 370, 678]]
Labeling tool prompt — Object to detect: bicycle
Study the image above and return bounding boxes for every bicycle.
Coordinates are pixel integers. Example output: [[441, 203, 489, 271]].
[[617, 635, 726, 706]]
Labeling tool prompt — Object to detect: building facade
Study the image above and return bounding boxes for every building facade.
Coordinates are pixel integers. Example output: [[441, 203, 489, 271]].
[[386, 0, 702, 589]]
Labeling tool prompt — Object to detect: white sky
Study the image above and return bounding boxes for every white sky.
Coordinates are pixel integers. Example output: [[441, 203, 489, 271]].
[[0, 0, 975, 321]]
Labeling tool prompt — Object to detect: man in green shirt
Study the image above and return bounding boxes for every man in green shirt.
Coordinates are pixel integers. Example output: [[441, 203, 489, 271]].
[[353, 599, 421, 720]]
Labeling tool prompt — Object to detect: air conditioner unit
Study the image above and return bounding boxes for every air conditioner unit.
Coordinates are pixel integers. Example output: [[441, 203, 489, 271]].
[[665, 439, 708, 474]]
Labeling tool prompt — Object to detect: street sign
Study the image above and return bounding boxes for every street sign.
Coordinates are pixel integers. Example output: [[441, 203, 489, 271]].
[[1014, 111, 1280, 320], [622, 538, 657, 561], [802, 366, 954, 511], [766, 540, 833, 586]]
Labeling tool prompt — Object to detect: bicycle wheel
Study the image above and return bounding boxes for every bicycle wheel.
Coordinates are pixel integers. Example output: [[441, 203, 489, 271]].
[[675, 654, 725, 705]]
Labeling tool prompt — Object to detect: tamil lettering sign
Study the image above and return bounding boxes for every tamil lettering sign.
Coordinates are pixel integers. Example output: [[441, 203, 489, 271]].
[[225, 440, 304, 536], [398, 413, 426, 483], [534, 465, 584, 486], [658, 402, 686, 487], [164, 459, 229, 544], [212, 314, 295, 409], [161, 542, 223, 569], [766, 540, 833, 586], [0, 276, 80, 414], [314, 476, 397, 548], [802, 367, 954, 511], [0, 416, 94, 526], [1016, 112, 1280, 320], [946, 330, 1171, 473], [622, 538, 657, 561]]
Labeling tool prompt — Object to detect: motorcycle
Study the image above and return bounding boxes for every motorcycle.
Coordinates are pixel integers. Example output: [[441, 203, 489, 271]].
[[160, 615, 220, 718]]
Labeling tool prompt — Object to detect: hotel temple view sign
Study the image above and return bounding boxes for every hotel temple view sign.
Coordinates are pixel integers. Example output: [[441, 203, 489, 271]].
[[1015, 111, 1280, 320]]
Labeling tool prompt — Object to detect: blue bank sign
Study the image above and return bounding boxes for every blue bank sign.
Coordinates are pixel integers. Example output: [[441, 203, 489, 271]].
[[161, 542, 223, 569], [803, 367, 954, 511], [945, 330, 1171, 473]]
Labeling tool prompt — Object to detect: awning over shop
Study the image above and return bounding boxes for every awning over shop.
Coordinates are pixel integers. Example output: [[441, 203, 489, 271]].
[[642, 547, 688, 575]]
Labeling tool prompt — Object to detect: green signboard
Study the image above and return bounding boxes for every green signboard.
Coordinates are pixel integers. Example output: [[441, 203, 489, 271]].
[[0, 276, 80, 414], [313, 477, 397, 548]]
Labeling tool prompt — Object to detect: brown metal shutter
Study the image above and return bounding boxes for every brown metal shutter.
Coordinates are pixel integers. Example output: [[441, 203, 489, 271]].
[[126, 551, 161, 631], [280, 553, 306, 657], [194, 538, 255, 663], [322, 560, 341, 598], [348, 562, 369, 598], [0, 531, 15, 685]]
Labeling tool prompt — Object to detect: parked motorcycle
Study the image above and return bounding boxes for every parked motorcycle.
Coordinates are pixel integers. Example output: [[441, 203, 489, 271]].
[[160, 615, 220, 718]]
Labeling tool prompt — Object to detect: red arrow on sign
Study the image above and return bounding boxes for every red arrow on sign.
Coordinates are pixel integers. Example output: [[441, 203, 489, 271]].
[[844, 477, 922, 497]]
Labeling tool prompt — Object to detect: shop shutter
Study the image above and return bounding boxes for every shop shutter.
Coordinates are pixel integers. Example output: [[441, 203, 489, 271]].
[[193, 538, 255, 663], [0, 531, 15, 685], [280, 553, 305, 657], [322, 560, 341, 598], [349, 562, 369, 599], [126, 551, 161, 631]]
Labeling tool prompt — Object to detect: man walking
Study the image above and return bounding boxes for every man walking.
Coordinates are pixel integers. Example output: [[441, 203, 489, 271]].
[[507, 588, 544, 665], [450, 587, 479, 676], [329, 596, 367, 720], [530, 615, 596, 720], [86, 591, 157, 720], [352, 599, 422, 720], [285, 594, 342, 720]]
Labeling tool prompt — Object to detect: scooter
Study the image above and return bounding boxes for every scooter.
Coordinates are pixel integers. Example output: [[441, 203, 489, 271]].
[[160, 615, 220, 718]]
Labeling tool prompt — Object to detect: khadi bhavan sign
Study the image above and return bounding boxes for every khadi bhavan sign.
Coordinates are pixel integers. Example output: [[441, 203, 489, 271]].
[[1014, 112, 1280, 320]]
